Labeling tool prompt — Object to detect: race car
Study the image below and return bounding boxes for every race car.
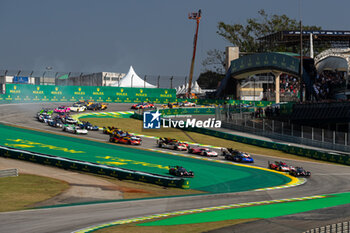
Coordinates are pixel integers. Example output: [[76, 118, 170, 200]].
[[289, 167, 311, 177], [62, 124, 88, 134], [131, 102, 155, 109], [87, 103, 107, 111], [168, 166, 194, 177], [54, 106, 70, 113], [62, 116, 78, 124], [78, 121, 99, 131], [37, 108, 53, 116], [179, 101, 196, 107], [188, 147, 218, 157], [161, 102, 179, 109], [109, 134, 142, 145], [268, 161, 291, 172], [69, 103, 87, 112], [157, 138, 188, 151], [221, 148, 254, 163], [47, 118, 63, 128], [37, 113, 51, 123], [103, 126, 119, 135]]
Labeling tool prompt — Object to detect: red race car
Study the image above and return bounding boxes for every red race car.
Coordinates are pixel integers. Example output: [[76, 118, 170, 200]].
[[109, 134, 142, 145], [188, 147, 218, 157], [268, 161, 291, 172], [131, 102, 155, 109]]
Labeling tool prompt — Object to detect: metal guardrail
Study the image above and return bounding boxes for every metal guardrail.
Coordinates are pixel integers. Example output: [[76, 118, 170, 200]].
[[303, 221, 350, 233], [0, 168, 18, 178]]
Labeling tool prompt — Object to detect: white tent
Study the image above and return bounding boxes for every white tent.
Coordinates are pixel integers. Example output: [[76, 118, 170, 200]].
[[111, 66, 156, 88], [191, 81, 203, 94]]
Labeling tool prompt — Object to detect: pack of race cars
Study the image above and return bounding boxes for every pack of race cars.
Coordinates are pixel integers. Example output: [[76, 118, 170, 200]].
[[36, 101, 105, 135], [268, 161, 311, 177], [36, 102, 312, 180]]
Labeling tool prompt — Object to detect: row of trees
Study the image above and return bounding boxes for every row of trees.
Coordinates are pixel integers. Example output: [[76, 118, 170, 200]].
[[198, 10, 322, 89]]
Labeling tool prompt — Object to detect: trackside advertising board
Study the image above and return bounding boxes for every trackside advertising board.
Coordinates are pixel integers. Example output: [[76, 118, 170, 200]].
[[0, 84, 176, 103]]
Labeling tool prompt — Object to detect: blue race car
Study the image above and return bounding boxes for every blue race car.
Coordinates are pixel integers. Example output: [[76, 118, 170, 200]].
[[78, 121, 99, 131], [221, 148, 254, 163]]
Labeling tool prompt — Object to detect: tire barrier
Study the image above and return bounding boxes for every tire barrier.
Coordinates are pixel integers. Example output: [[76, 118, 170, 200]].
[[0, 146, 190, 189]]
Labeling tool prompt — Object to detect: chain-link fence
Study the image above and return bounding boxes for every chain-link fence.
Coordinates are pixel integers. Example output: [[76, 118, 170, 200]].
[[303, 221, 350, 233], [216, 106, 350, 152], [0, 69, 190, 89]]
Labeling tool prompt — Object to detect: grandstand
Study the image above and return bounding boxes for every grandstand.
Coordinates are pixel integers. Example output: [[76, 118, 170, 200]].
[[215, 31, 350, 151]]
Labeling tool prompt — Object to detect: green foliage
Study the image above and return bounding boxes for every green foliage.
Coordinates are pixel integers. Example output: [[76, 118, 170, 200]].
[[202, 10, 323, 73], [217, 9, 321, 53], [201, 49, 226, 74], [197, 71, 225, 89]]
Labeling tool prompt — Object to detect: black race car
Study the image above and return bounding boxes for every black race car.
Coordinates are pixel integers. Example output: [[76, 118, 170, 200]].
[[78, 121, 99, 130], [168, 166, 194, 178], [289, 167, 311, 177], [47, 118, 64, 128]]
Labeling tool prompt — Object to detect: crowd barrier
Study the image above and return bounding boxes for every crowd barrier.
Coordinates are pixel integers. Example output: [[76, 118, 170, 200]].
[[177, 98, 275, 107], [0, 146, 190, 189], [133, 112, 350, 166], [181, 127, 350, 166], [0, 84, 176, 104], [160, 107, 215, 115]]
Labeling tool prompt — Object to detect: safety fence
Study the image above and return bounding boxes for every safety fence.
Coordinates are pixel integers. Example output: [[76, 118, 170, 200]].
[[0, 146, 189, 189], [135, 107, 216, 116], [217, 108, 350, 152], [177, 98, 276, 107], [133, 112, 350, 166], [0, 84, 176, 104], [303, 221, 350, 233], [0, 168, 18, 178], [181, 127, 350, 166]]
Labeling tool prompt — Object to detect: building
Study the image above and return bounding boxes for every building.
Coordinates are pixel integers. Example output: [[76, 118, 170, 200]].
[[56, 72, 125, 86]]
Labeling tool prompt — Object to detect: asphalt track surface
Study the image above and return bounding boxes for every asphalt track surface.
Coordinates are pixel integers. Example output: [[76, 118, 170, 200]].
[[0, 103, 349, 233]]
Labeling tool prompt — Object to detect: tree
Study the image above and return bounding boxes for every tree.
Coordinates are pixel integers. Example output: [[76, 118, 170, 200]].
[[202, 9, 322, 73], [217, 9, 321, 53], [197, 71, 225, 89], [201, 49, 226, 75]]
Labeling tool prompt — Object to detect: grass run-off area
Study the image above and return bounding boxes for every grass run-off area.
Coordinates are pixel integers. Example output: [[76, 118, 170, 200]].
[[87, 173, 204, 199], [85, 118, 323, 163], [0, 174, 69, 212], [96, 219, 256, 233]]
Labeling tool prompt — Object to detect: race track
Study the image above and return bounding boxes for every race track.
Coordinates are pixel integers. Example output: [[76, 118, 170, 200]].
[[0, 103, 349, 233]]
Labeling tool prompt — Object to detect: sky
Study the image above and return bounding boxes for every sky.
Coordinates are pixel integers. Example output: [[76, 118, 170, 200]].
[[1, 0, 350, 78]]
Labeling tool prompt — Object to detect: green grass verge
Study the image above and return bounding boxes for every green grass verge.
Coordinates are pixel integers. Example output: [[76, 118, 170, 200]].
[[96, 219, 256, 233], [0, 174, 69, 212], [84, 118, 328, 163]]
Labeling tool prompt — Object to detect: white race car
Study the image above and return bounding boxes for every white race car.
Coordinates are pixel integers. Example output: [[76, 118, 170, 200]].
[[64, 117, 78, 124], [180, 101, 196, 107], [70, 104, 87, 112], [62, 124, 88, 134]]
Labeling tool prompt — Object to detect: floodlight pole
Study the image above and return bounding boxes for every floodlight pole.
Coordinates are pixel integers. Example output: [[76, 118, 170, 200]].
[[187, 9, 201, 97]]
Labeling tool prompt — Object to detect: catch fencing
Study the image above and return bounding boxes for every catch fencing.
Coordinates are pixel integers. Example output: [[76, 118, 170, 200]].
[[303, 221, 350, 233], [0, 69, 189, 89], [216, 106, 350, 153]]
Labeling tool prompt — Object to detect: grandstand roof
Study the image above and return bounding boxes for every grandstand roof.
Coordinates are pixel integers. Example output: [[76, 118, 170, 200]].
[[259, 30, 350, 48]]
